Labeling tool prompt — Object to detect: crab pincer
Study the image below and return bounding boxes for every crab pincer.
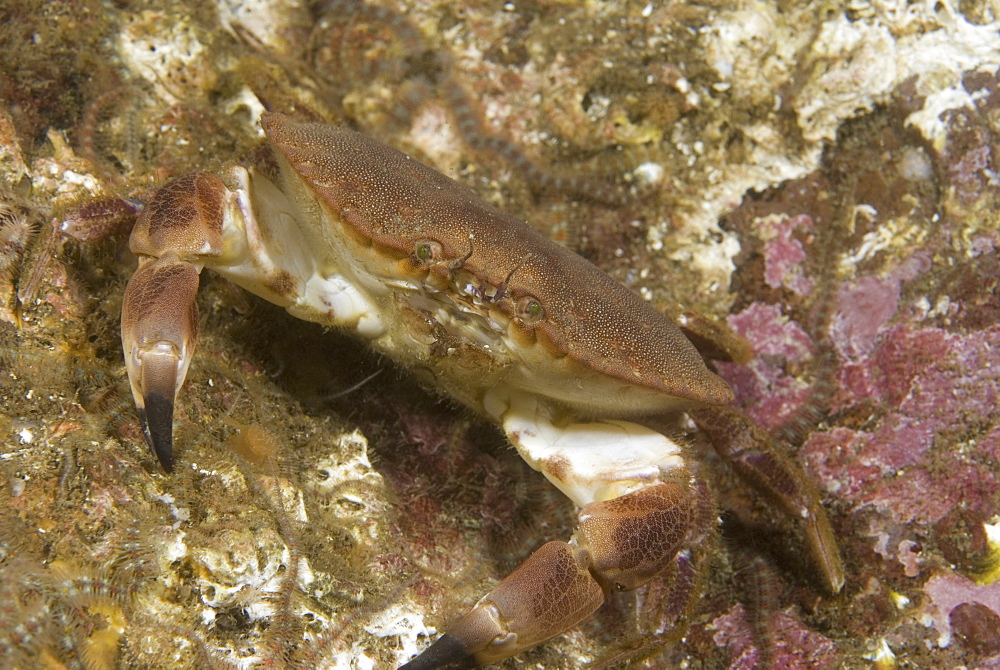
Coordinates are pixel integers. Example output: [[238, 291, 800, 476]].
[[121, 173, 229, 471]]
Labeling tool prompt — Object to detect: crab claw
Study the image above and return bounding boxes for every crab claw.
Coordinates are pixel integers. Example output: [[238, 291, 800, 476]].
[[400, 483, 694, 668], [120, 172, 227, 471], [121, 257, 201, 471]]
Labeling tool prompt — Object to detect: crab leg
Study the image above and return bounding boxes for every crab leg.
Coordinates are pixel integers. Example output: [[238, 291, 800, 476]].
[[400, 390, 704, 668], [121, 173, 229, 471], [690, 406, 845, 594]]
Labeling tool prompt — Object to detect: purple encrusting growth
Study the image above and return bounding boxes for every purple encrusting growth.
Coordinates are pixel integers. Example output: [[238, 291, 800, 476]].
[[720, 241, 1000, 524], [711, 603, 839, 670], [759, 214, 815, 297], [715, 302, 814, 431], [828, 274, 903, 360], [828, 254, 929, 362], [804, 320, 1000, 525], [946, 141, 993, 207]]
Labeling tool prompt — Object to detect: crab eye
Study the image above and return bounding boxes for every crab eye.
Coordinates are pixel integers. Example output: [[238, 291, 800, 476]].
[[516, 296, 544, 323], [413, 239, 443, 264]]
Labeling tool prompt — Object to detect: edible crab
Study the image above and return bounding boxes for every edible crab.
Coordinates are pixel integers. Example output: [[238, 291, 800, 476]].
[[120, 112, 844, 667]]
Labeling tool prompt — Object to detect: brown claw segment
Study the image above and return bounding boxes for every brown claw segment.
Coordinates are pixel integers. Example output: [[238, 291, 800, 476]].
[[121, 257, 201, 472], [578, 482, 693, 591], [411, 541, 604, 668], [401, 484, 696, 668], [690, 406, 846, 594]]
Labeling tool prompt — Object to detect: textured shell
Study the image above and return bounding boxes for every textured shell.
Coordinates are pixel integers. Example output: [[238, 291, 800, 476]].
[[261, 113, 733, 407]]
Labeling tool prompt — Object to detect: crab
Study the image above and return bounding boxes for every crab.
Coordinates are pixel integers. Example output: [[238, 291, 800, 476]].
[[120, 112, 844, 668]]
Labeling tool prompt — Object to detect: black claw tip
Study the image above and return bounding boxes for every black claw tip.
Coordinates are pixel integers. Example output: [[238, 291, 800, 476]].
[[138, 391, 174, 472], [398, 634, 478, 670]]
